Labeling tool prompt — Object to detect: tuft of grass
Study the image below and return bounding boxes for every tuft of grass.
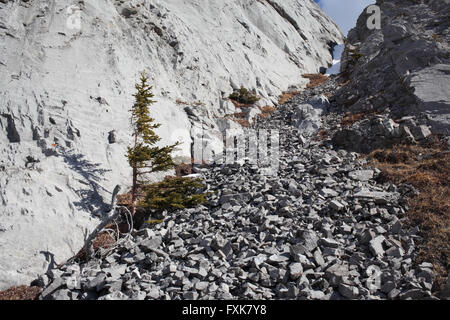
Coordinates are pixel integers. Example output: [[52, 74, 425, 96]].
[[348, 47, 364, 63], [117, 193, 133, 207], [432, 34, 442, 43], [278, 91, 299, 105], [234, 119, 251, 127], [222, 108, 256, 127], [74, 231, 116, 262], [229, 100, 251, 109], [175, 163, 192, 176], [232, 111, 248, 119], [340, 112, 378, 127], [368, 138, 449, 295], [175, 99, 189, 105], [258, 105, 277, 120], [316, 129, 329, 141], [192, 101, 206, 107], [145, 219, 164, 224], [302, 73, 328, 88]]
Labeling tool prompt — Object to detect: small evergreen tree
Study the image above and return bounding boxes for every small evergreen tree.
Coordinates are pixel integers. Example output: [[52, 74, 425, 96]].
[[127, 72, 180, 216]]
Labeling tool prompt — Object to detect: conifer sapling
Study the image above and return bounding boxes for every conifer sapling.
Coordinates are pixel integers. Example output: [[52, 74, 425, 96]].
[[127, 72, 180, 216]]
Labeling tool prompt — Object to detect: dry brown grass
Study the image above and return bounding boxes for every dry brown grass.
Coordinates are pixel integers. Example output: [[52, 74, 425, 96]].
[[234, 119, 251, 127], [0, 285, 41, 300], [117, 185, 149, 206], [117, 193, 132, 206], [232, 111, 248, 119], [341, 112, 370, 127], [92, 232, 116, 250], [260, 105, 276, 113], [368, 138, 450, 294], [278, 91, 299, 105], [175, 99, 189, 105], [220, 108, 254, 127], [302, 73, 329, 88], [74, 231, 116, 262], [432, 34, 442, 43], [175, 163, 192, 176], [258, 105, 277, 120], [339, 79, 351, 87], [229, 99, 253, 109], [316, 129, 329, 141]]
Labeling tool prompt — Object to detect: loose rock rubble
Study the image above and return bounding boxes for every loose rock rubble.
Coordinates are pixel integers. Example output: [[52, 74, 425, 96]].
[[332, 114, 433, 154], [34, 80, 439, 301]]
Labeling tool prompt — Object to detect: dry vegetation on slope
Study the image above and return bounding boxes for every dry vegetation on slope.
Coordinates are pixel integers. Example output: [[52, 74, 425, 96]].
[[368, 137, 450, 295], [302, 73, 329, 88], [0, 285, 41, 300]]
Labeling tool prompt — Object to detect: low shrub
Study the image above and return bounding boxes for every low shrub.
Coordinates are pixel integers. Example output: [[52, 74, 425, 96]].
[[229, 87, 260, 105], [142, 176, 208, 213], [348, 47, 364, 63]]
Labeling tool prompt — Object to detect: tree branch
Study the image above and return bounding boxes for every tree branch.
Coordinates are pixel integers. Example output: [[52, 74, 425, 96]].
[[84, 185, 123, 259]]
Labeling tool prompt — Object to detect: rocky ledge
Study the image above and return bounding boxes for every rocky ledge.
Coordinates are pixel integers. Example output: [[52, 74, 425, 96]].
[[335, 0, 450, 136]]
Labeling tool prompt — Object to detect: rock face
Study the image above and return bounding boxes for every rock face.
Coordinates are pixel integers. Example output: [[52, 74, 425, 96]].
[[331, 114, 433, 154], [0, 0, 342, 289], [335, 0, 450, 135]]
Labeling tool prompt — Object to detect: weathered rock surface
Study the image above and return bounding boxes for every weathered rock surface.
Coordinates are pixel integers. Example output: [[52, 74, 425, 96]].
[[331, 114, 435, 154], [335, 0, 450, 136], [0, 0, 343, 289], [291, 95, 329, 134]]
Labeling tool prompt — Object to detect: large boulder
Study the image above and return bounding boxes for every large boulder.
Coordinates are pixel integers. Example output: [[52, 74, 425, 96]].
[[290, 95, 329, 135]]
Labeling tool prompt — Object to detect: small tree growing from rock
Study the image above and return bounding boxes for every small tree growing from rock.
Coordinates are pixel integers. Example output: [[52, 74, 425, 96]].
[[127, 72, 180, 216]]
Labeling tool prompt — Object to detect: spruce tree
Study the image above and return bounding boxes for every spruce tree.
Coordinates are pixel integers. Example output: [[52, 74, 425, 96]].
[[127, 72, 180, 216]]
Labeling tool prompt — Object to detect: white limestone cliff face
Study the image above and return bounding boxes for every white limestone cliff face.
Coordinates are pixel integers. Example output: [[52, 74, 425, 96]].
[[0, 0, 342, 289]]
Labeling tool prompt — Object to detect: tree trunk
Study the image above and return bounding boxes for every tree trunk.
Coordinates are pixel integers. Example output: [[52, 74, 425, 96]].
[[131, 134, 138, 216], [131, 167, 137, 216], [84, 185, 122, 259]]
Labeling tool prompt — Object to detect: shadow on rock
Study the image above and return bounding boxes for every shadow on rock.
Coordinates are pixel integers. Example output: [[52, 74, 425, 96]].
[[61, 151, 112, 216]]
